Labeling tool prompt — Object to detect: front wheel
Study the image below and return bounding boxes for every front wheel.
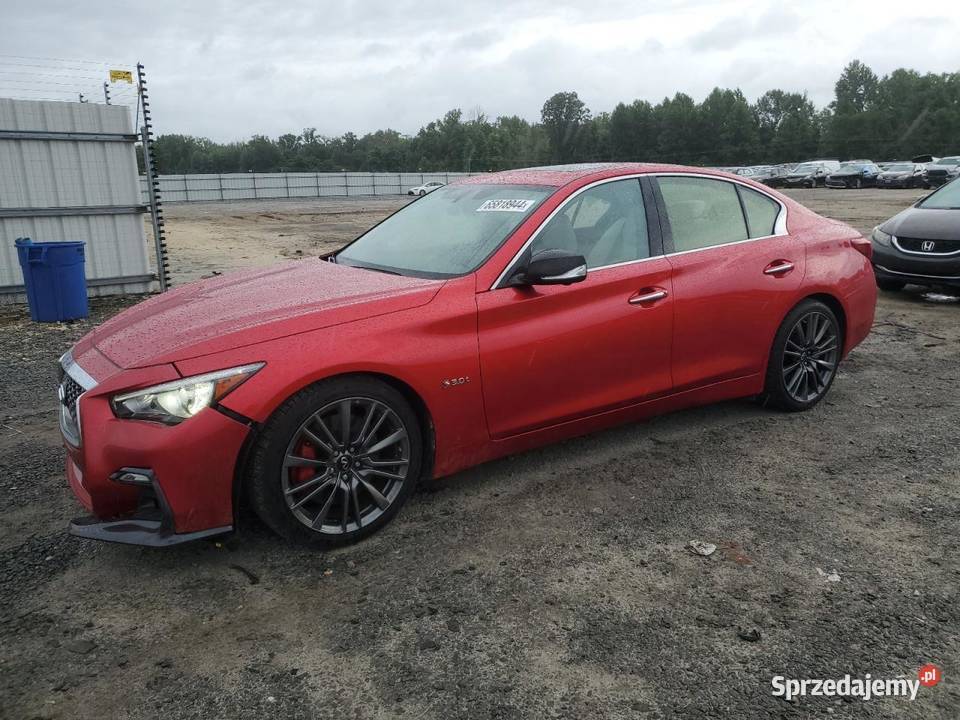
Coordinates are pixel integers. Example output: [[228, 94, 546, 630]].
[[761, 300, 841, 412], [246, 377, 423, 547], [419, 190, 426, 196]]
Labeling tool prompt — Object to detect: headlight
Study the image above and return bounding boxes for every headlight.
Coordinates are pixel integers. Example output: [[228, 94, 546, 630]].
[[871, 227, 893, 247], [112, 363, 264, 424]]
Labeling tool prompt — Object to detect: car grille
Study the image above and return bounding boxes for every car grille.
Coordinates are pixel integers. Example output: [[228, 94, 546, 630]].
[[61, 373, 83, 421], [896, 237, 960, 254], [59, 372, 85, 445]]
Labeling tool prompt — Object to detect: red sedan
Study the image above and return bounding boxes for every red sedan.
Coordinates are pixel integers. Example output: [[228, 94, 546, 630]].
[[59, 163, 876, 547]]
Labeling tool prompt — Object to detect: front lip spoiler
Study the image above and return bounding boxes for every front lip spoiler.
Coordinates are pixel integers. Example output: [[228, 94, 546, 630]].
[[69, 516, 232, 547], [68, 466, 233, 547]]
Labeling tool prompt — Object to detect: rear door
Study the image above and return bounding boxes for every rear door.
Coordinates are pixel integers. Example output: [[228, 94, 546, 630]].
[[653, 175, 805, 391], [477, 177, 673, 438]]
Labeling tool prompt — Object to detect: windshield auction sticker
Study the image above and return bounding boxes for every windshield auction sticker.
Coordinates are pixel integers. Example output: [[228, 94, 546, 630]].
[[771, 665, 942, 703], [476, 199, 535, 212]]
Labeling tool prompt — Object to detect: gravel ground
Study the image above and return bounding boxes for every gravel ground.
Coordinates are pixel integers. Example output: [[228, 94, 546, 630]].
[[1, 189, 958, 719]]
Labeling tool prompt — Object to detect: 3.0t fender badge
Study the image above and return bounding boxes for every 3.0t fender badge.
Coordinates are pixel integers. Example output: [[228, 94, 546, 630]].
[[441, 376, 470, 388]]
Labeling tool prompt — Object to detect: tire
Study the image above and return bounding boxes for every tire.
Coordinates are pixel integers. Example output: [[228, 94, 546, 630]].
[[419, 190, 426, 196], [876, 278, 906, 292], [761, 299, 841, 412], [854, 178, 862, 189], [245, 376, 424, 547]]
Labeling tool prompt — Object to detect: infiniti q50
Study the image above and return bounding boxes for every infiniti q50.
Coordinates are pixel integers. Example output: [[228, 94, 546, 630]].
[[58, 164, 876, 547]]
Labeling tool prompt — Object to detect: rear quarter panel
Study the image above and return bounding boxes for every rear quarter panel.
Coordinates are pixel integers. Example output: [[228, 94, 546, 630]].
[[788, 211, 877, 357]]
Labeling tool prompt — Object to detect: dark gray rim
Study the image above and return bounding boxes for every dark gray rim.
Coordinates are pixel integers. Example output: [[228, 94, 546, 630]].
[[782, 311, 839, 403], [281, 396, 410, 535]]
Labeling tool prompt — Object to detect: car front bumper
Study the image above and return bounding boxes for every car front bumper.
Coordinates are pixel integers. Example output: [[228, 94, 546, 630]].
[[62, 359, 252, 546], [872, 243, 960, 289], [877, 177, 912, 187]]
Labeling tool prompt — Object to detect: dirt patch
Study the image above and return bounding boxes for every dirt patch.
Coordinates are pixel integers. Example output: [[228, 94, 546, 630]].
[[159, 197, 411, 285], [1, 190, 957, 719]]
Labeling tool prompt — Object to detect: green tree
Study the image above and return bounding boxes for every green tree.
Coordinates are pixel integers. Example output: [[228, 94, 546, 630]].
[[541, 91, 591, 163]]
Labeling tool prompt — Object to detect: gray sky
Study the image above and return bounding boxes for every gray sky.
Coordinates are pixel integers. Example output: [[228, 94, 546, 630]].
[[3, 0, 959, 141]]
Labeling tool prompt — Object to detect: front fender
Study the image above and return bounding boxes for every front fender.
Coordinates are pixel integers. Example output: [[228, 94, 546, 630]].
[[173, 276, 489, 478]]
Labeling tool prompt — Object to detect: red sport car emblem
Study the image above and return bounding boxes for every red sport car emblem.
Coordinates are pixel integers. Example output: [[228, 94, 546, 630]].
[[58, 163, 877, 547]]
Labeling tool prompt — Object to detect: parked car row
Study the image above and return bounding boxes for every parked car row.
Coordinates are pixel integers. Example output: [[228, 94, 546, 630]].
[[716, 154, 960, 190]]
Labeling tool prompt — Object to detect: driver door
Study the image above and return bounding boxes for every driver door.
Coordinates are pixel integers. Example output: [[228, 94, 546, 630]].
[[476, 178, 674, 439]]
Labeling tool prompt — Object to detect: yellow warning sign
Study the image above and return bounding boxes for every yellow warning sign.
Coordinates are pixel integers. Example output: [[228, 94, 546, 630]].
[[109, 70, 133, 84]]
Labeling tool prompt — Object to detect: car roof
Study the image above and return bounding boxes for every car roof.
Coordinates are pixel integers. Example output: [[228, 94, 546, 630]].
[[455, 162, 745, 188]]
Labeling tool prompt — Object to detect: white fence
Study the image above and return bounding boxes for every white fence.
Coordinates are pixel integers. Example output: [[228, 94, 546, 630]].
[[1, 99, 153, 303], [141, 172, 478, 203]]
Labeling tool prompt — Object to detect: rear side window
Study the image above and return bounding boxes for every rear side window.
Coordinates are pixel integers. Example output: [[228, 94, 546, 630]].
[[658, 177, 747, 251], [737, 185, 780, 238]]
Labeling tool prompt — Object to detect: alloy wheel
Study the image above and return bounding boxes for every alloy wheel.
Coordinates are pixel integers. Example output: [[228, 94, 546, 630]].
[[281, 397, 410, 534], [781, 311, 839, 404]]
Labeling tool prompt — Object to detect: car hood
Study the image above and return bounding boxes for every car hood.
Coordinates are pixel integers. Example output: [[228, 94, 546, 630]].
[[81, 260, 443, 369], [882, 207, 960, 241], [828, 172, 862, 178], [879, 171, 909, 177]]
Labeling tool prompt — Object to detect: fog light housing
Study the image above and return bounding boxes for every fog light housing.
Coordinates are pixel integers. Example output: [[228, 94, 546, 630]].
[[110, 468, 155, 487]]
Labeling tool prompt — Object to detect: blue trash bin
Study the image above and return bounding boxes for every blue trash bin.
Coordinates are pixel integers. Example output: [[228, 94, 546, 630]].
[[15, 238, 89, 322]]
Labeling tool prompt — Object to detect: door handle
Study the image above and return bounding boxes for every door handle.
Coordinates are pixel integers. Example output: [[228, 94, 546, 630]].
[[763, 261, 795, 276], [629, 288, 668, 305]]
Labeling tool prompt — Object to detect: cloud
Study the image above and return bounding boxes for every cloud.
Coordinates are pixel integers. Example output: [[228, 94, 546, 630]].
[[1, 0, 958, 140]]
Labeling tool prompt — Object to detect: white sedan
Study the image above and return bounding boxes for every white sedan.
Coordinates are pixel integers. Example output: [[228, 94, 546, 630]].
[[407, 181, 445, 196]]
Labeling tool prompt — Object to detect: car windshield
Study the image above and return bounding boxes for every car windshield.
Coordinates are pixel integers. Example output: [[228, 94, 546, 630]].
[[337, 184, 551, 278], [934, 158, 960, 166], [887, 163, 913, 172], [838, 163, 866, 172], [791, 163, 819, 174], [918, 179, 960, 210]]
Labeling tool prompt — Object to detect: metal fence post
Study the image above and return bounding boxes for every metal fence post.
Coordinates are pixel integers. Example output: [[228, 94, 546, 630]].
[[284, 173, 290, 199], [183, 175, 189, 202], [315, 172, 320, 197], [218, 174, 224, 201], [344, 172, 349, 197], [252, 173, 258, 200]]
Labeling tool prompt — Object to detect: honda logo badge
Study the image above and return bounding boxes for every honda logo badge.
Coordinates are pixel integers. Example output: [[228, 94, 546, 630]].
[[921, 240, 936, 252]]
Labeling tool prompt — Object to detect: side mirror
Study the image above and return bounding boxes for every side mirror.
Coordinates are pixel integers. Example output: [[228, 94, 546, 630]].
[[510, 249, 587, 286]]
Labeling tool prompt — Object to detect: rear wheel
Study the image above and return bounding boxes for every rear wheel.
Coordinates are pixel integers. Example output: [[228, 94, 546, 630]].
[[246, 377, 423, 547], [419, 189, 426, 196], [876, 278, 906, 292], [762, 300, 841, 412]]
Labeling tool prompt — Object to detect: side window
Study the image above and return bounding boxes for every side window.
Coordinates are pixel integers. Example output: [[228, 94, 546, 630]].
[[658, 177, 747, 252], [737, 185, 780, 238], [531, 179, 650, 269]]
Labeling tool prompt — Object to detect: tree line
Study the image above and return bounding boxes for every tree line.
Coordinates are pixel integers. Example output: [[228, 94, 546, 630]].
[[153, 61, 960, 175]]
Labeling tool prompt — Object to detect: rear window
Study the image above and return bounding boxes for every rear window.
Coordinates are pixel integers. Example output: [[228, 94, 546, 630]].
[[658, 177, 748, 252]]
